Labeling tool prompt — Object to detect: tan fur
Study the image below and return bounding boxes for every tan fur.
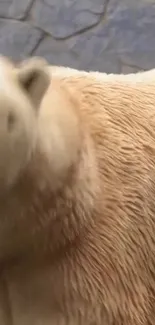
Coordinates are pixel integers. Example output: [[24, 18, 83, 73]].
[[0, 57, 155, 325]]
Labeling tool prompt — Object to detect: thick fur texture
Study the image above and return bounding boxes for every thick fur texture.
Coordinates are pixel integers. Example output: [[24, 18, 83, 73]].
[[0, 57, 155, 325]]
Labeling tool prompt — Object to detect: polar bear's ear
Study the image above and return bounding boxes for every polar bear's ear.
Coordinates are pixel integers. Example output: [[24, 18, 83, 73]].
[[17, 57, 50, 108]]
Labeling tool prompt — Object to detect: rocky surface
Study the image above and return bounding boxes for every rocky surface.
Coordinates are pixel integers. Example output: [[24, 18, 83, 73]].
[[0, 0, 155, 73]]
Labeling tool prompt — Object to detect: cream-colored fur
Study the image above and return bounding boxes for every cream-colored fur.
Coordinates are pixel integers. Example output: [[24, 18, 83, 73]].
[[0, 57, 155, 325]]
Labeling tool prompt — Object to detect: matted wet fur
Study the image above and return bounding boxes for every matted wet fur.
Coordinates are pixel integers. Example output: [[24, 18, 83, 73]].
[[0, 56, 154, 324]]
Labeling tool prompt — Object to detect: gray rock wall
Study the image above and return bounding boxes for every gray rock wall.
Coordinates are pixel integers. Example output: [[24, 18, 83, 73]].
[[0, 0, 155, 73]]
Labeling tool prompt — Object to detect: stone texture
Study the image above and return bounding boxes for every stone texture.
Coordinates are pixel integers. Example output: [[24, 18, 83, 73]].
[[0, 0, 32, 19], [105, 0, 155, 71], [0, 0, 154, 73], [107, 0, 155, 52], [35, 35, 121, 73], [31, 0, 105, 39], [34, 0, 155, 72], [0, 20, 43, 61], [34, 36, 81, 69]]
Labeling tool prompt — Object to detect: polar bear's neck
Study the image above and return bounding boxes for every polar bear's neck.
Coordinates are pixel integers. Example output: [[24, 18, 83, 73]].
[[0, 134, 99, 265]]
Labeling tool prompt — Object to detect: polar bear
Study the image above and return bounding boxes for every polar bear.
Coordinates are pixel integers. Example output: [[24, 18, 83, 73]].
[[0, 56, 155, 325]]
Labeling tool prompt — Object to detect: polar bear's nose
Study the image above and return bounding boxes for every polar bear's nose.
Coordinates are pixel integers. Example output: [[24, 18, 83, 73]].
[[0, 106, 16, 134], [7, 111, 16, 132]]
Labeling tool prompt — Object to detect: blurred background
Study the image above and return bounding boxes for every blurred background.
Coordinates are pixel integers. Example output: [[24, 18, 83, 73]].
[[1, 0, 155, 74]]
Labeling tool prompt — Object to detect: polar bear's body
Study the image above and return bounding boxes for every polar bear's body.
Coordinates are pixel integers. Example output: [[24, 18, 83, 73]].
[[0, 58, 155, 325]]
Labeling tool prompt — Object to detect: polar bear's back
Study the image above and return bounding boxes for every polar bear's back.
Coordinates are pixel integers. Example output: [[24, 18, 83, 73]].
[[49, 65, 155, 83], [48, 65, 155, 136]]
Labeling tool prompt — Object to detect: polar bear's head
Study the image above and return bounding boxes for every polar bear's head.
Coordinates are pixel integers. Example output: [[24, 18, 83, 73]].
[[0, 56, 50, 191]]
